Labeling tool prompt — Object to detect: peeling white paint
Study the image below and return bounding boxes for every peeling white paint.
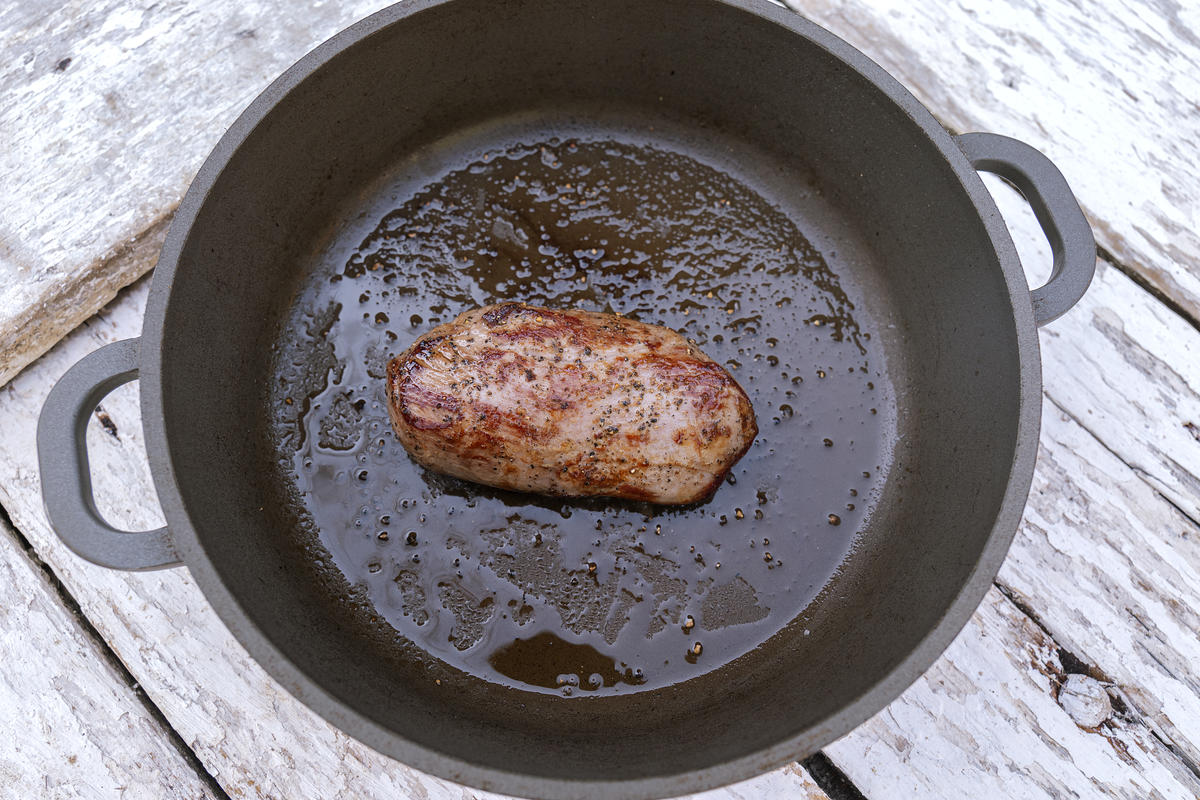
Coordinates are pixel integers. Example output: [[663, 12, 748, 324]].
[[2, 1, 1199, 797], [0, 515, 218, 799], [97, 7, 144, 37]]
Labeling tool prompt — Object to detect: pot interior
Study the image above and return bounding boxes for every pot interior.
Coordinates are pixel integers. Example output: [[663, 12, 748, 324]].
[[156, 0, 1023, 788]]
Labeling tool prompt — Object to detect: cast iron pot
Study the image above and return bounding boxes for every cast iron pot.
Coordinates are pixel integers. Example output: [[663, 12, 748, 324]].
[[37, 0, 1095, 797]]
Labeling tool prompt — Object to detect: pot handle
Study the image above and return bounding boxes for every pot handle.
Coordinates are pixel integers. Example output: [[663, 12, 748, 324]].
[[36, 338, 181, 571], [955, 132, 1096, 326]]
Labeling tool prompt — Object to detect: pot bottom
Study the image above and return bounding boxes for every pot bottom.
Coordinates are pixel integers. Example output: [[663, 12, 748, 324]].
[[265, 109, 903, 698]]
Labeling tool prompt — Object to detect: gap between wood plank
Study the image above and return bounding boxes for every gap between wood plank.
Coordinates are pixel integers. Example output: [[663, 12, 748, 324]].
[[1045, 390, 1200, 534], [1150, 479, 1200, 533], [0, 498, 233, 800], [994, 578, 1200, 787], [1095, 244, 1200, 340], [800, 754, 868, 800]]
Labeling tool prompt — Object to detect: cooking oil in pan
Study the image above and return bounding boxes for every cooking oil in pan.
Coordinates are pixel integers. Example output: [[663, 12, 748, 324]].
[[268, 117, 895, 695]]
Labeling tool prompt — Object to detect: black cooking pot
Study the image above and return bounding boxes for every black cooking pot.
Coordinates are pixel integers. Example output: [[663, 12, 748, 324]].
[[37, 1, 1094, 797]]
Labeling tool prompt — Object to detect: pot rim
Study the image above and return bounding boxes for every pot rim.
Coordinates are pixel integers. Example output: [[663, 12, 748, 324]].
[[140, 0, 1041, 796]]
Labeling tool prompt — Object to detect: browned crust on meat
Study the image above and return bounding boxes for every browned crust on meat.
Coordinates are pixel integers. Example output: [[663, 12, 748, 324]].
[[386, 303, 757, 504], [386, 348, 461, 431], [692, 408, 757, 502]]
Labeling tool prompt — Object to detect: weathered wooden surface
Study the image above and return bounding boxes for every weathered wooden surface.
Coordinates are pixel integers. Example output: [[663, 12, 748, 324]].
[[0, 0, 394, 387], [1004, 397, 1200, 769], [786, 0, 1200, 324], [979, 177, 1200, 772], [1040, 257, 1200, 522], [961, 173, 1200, 528], [821, 166, 1200, 787], [4, 0, 1200, 797], [0, 515, 220, 800], [829, 586, 1199, 799]]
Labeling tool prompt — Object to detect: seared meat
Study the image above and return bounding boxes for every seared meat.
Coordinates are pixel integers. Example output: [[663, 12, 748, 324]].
[[386, 303, 756, 504]]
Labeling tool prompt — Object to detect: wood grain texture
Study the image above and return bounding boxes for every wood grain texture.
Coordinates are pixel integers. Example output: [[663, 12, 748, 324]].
[[827, 586, 1200, 799], [0, 281, 828, 800], [1040, 258, 1200, 522], [5, 0, 1200, 796], [0, 0, 395, 388], [1003, 398, 1200, 771], [783, 0, 1200, 324], [963, 178, 1200, 773], [0, 515, 219, 800]]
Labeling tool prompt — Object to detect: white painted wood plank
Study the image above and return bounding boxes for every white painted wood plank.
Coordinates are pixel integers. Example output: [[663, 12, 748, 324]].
[[786, 0, 1200, 322], [1003, 398, 1200, 769], [0, 0, 396, 387], [1038, 259, 1200, 522], [0, 515, 220, 800], [828, 586, 1199, 799], [926, 192, 1200, 788], [0, 282, 828, 800], [946, 175, 1200, 772]]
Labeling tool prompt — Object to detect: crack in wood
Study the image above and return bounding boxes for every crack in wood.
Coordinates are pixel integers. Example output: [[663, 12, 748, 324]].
[[993, 581, 1111, 685], [1096, 243, 1200, 338], [1151, 729, 1200, 787], [993, 580, 1200, 780], [994, 388, 1200, 782], [1154, 484, 1200, 533], [0, 499, 233, 800], [1019, 397, 1200, 776], [95, 405, 120, 439], [1046, 393, 1200, 532]]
